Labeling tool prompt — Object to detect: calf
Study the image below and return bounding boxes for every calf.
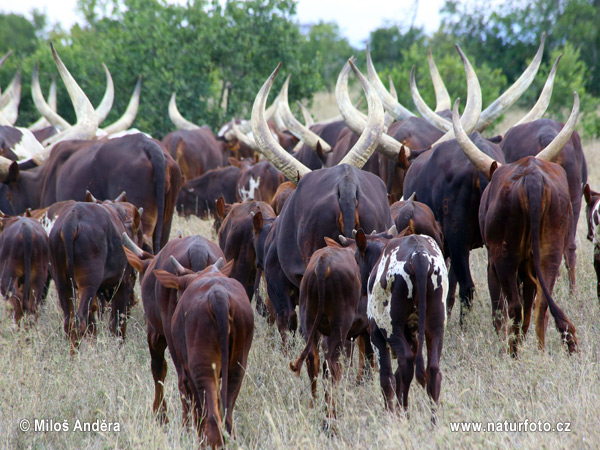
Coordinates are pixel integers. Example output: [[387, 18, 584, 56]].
[[352, 229, 448, 421], [390, 194, 444, 252], [0, 216, 50, 325], [49, 201, 142, 348], [123, 234, 224, 424], [290, 243, 370, 419], [234, 159, 284, 203], [584, 184, 600, 302], [154, 259, 254, 448]]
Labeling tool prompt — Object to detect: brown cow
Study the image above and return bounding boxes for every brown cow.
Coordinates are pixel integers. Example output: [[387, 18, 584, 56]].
[[162, 128, 223, 182], [390, 193, 444, 253], [452, 97, 579, 355], [49, 201, 143, 349], [0, 215, 50, 325], [154, 259, 254, 449], [228, 157, 284, 203], [122, 234, 224, 424], [269, 181, 296, 215], [290, 242, 370, 421]]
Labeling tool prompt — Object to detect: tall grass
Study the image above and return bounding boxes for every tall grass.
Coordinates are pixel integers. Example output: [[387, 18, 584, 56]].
[[1, 142, 599, 449]]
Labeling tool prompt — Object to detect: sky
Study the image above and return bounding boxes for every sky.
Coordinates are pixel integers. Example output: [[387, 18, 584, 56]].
[[1, 0, 447, 47]]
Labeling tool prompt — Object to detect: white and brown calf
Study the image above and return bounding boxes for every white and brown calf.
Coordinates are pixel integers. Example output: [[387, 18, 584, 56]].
[[584, 184, 600, 302], [355, 230, 447, 422]]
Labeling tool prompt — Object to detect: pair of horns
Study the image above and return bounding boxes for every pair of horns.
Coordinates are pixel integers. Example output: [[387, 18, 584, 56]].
[[251, 61, 384, 183]]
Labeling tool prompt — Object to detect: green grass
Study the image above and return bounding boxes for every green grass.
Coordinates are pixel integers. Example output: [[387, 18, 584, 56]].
[[1, 141, 600, 449]]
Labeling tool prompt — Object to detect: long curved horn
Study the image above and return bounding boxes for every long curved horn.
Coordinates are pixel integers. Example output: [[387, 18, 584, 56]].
[[169, 92, 201, 130], [410, 65, 452, 132], [383, 76, 396, 130], [432, 45, 482, 146], [366, 44, 415, 120], [297, 100, 314, 127], [251, 63, 311, 184], [94, 63, 115, 125], [339, 60, 385, 168], [514, 54, 561, 127], [103, 76, 142, 135], [32, 65, 71, 129], [475, 33, 546, 132], [536, 92, 579, 162], [38, 43, 98, 155], [29, 76, 57, 131], [452, 98, 499, 176], [232, 118, 259, 151], [428, 49, 451, 112], [336, 59, 410, 159], [0, 70, 20, 125], [277, 75, 331, 152]]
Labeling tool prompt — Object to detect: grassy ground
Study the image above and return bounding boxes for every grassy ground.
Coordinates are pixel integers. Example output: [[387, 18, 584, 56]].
[[1, 141, 600, 449]]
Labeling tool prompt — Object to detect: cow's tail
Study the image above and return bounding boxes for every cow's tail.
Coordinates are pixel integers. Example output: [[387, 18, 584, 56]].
[[290, 256, 327, 375], [338, 175, 358, 238], [144, 141, 167, 252], [209, 287, 231, 419], [526, 176, 577, 348], [412, 251, 429, 388], [22, 221, 33, 311], [62, 218, 77, 284]]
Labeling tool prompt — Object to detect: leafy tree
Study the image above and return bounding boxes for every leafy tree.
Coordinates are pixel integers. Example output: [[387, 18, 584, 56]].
[[0, 13, 39, 56], [369, 25, 426, 68]]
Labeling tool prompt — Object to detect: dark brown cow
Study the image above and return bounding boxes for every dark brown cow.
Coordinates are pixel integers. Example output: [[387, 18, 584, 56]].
[[235, 159, 284, 203], [390, 194, 444, 252], [453, 97, 579, 355], [154, 260, 254, 449], [122, 234, 224, 424], [500, 119, 587, 291], [162, 128, 223, 182], [351, 229, 447, 422], [49, 201, 143, 349], [0, 216, 50, 325], [584, 184, 600, 302], [0, 133, 182, 253], [218, 200, 276, 301], [176, 165, 240, 218], [290, 243, 369, 420]]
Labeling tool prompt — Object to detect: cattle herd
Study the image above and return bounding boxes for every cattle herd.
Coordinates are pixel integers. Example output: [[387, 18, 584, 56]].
[[0, 34, 594, 447]]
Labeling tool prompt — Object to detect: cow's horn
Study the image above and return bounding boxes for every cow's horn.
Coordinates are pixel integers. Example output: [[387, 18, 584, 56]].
[[122, 232, 144, 257], [277, 74, 331, 152], [296, 100, 314, 127], [339, 59, 385, 169], [103, 76, 142, 135], [231, 117, 259, 151], [336, 59, 410, 159], [169, 255, 187, 275], [366, 43, 415, 121], [213, 257, 225, 270], [428, 48, 451, 112], [536, 92, 579, 162], [410, 65, 452, 132], [475, 33, 546, 132], [251, 63, 311, 184], [169, 92, 201, 130], [514, 54, 561, 127], [431, 45, 482, 146], [452, 98, 499, 176], [32, 65, 71, 129], [95, 63, 114, 125], [0, 70, 21, 125]]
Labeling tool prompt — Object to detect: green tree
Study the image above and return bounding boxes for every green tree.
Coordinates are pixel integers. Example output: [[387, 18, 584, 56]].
[[369, 25, 426, 68], [0, 13, 39, 55]]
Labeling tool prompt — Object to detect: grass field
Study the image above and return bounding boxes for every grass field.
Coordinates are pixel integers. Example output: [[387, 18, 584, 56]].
[[1, 138, 599, 449]]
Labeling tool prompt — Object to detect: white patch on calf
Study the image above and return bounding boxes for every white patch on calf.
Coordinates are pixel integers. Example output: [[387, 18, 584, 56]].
[[238, 176, 261, 201], [420, 235, 449, 327], [593, 200, 600, 255], [367, 247, 412, 338]]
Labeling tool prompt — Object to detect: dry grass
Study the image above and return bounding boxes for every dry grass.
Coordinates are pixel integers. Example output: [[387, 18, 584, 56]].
[[2, 142, 600, 449]]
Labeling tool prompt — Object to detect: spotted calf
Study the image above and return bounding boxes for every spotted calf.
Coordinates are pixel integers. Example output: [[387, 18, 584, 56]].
[[584, 184, 600, 303]]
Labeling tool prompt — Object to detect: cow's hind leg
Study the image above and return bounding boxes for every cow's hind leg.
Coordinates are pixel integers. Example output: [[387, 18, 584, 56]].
[[371, 324, 396, 412], [148, 329, 169, 423]]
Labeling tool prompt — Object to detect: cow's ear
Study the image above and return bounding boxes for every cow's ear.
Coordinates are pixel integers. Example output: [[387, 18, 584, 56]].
[[398, 145, 410, 170], [387, 193, 397, 206], [7, 162, 19, 184], [216, 196, 226, 219], [356, 229, 367, 253], [254, 152, 260, 163], [220, 259, 234, 277], [123, 247, 152, 275], [153, 269, 181, 290], [324, 237, 342, 248], [252, 211, 263, 233], [584, 184, 592, 206]]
